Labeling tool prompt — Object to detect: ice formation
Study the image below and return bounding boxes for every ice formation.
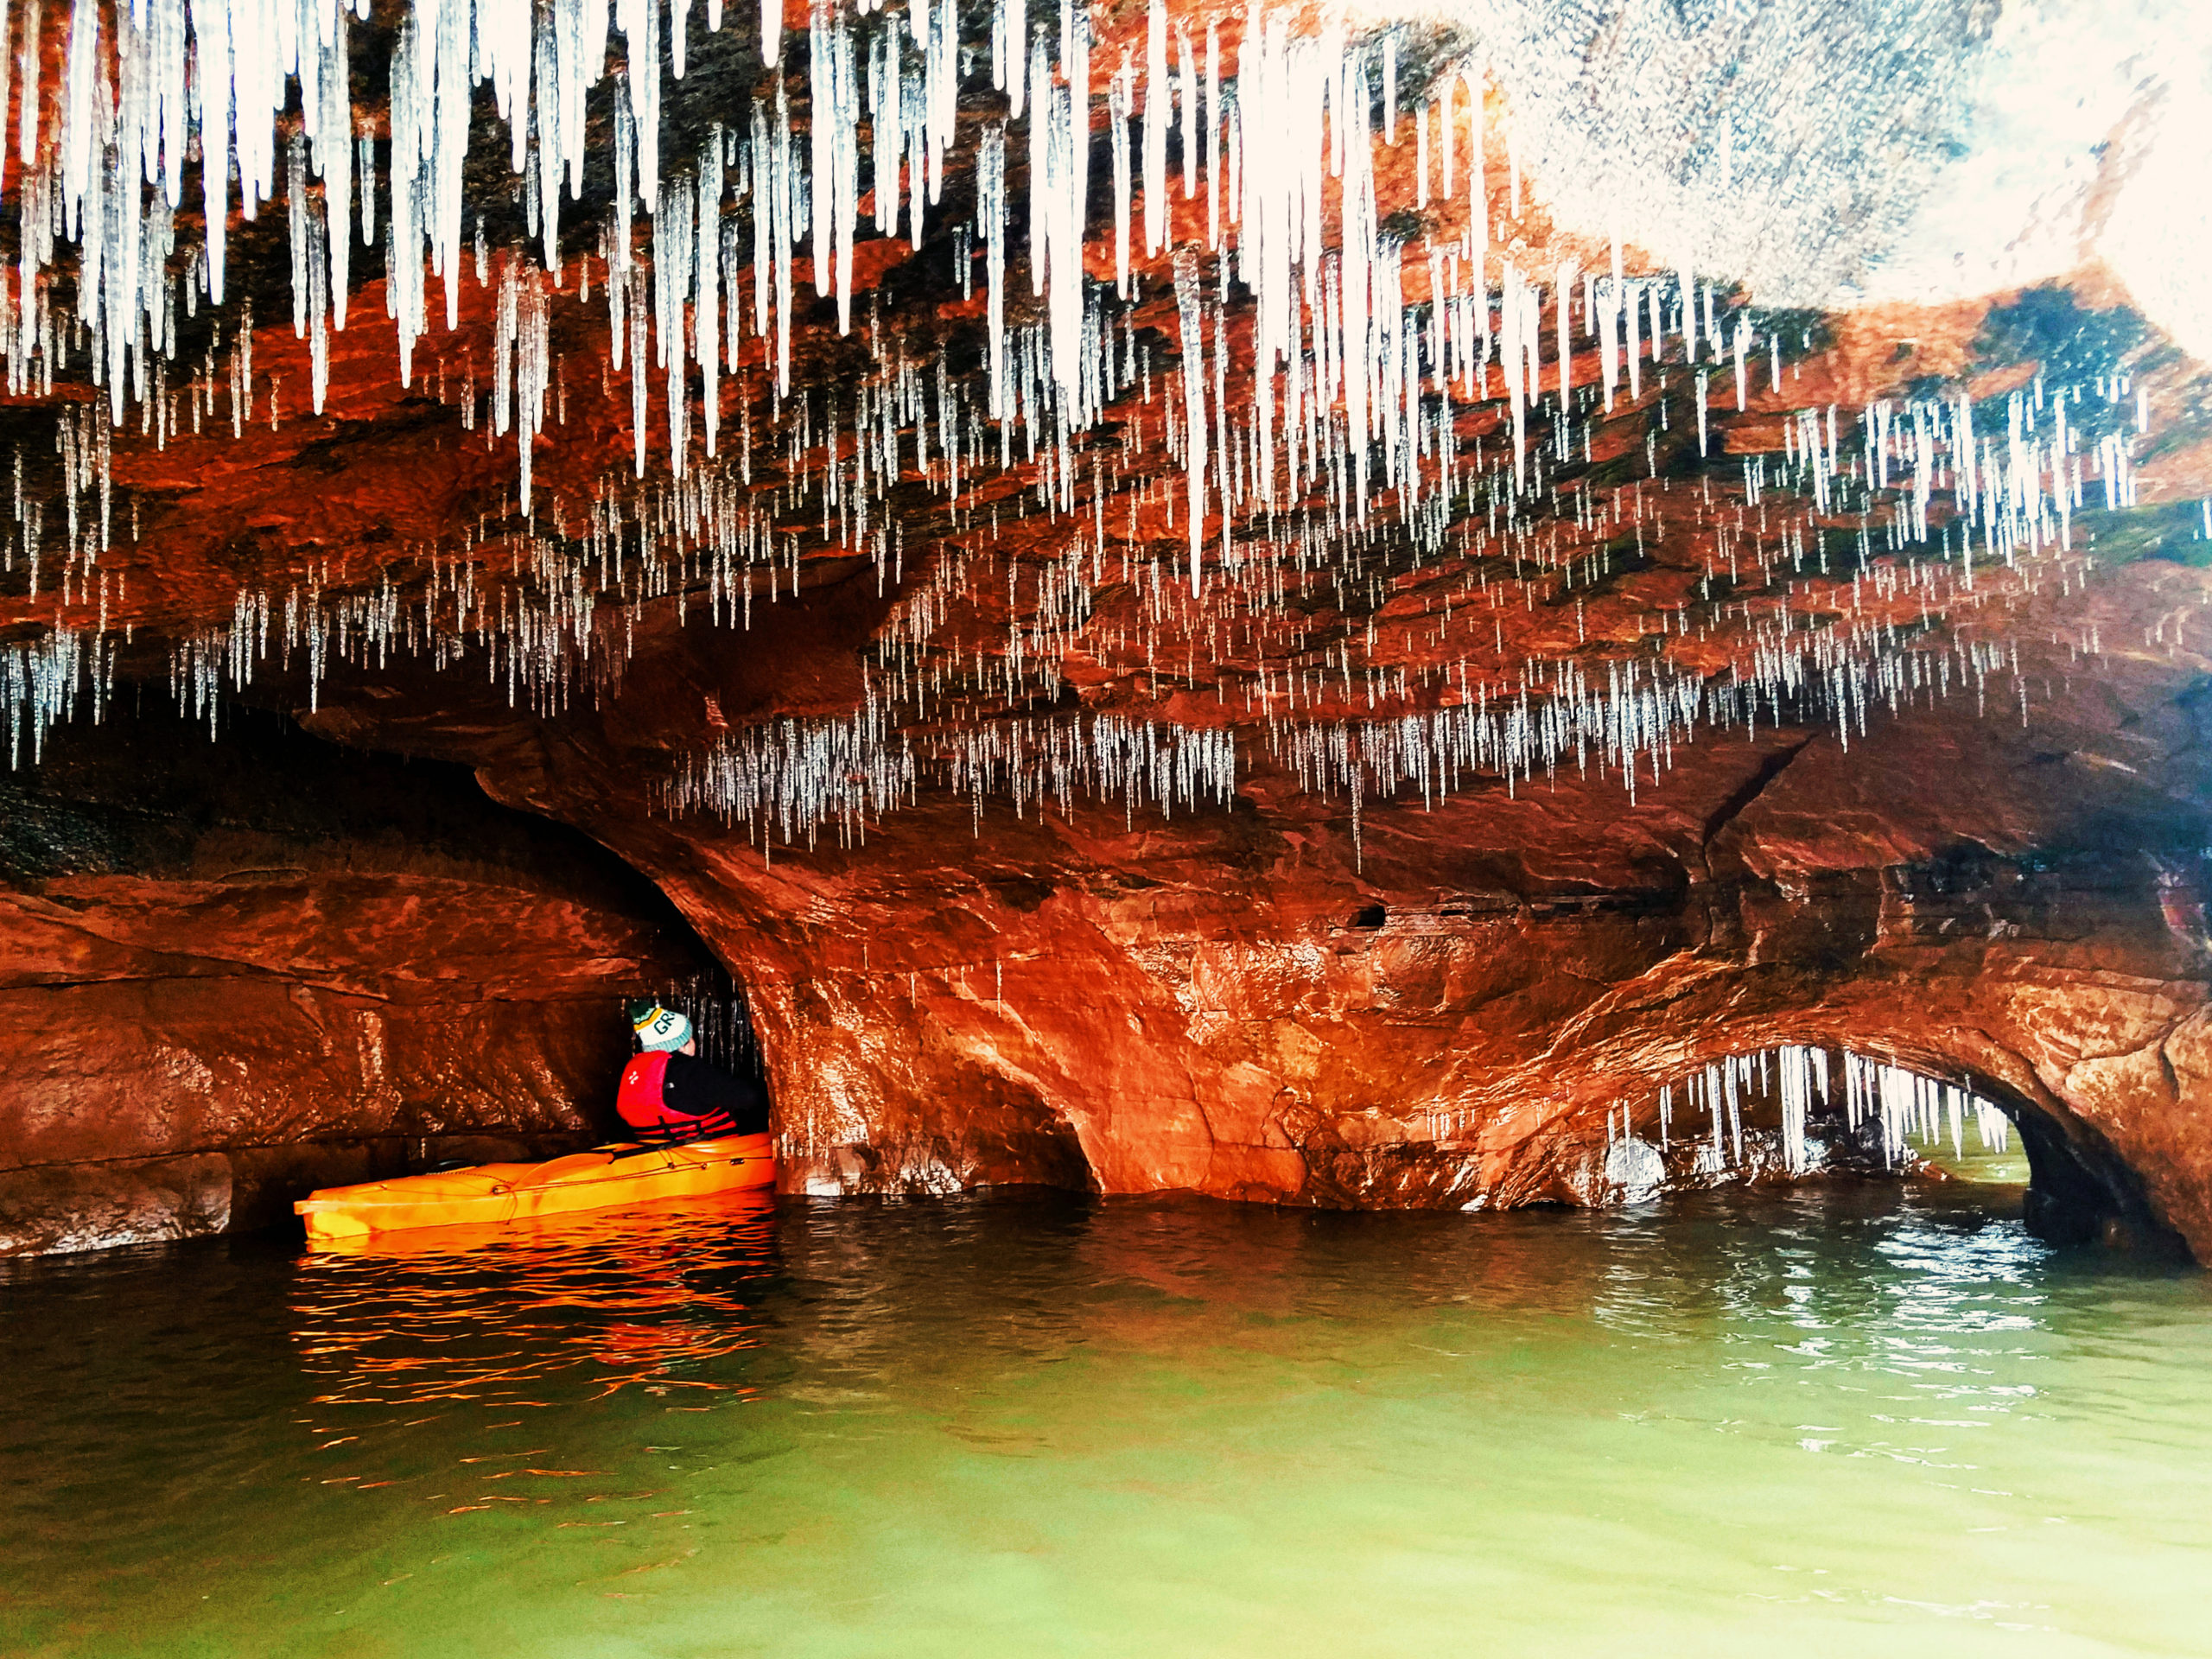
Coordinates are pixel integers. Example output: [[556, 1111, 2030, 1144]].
[[1599, 1043, 2012, 1186], [0, 0, 2191, 855]]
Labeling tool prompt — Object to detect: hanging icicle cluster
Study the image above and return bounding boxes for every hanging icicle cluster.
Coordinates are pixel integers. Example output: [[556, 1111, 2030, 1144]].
[[1840, 1051, 2013, 1168], [1604, 1044, 2012, 1184], [0, 0, 2187, 867], [662, 702, 1235, 851]]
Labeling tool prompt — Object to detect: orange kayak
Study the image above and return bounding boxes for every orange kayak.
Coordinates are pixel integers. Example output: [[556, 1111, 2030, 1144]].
[[294, 1134, 776, 1242], [301, 1185, 775, 1258]]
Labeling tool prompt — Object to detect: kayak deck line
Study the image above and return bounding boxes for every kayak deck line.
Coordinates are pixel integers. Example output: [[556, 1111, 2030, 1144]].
[[295, 1133, 776, 1241]]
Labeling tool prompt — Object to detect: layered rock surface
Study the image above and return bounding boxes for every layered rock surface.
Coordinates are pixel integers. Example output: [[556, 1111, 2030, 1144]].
[[286, 531, 2212, 1259], [10, 278, 2212, 1257], [0, 3, 2205, 1262], [0, 707, 717, 1252]]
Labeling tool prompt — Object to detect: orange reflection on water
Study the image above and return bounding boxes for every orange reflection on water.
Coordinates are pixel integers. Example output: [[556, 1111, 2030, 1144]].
[[290, 1190, 780, 1409]]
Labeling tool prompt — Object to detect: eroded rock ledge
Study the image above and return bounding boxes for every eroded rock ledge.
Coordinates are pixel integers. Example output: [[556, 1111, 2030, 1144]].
[[0, 707, 716, 1254], [8, 524, 2209, 1262], [6, 587, 2208, 1257], [279, 551, 2212, 1262]]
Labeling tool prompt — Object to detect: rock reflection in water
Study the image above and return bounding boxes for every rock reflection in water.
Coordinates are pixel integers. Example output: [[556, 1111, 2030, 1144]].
[[289, 1192, 779, 1410]]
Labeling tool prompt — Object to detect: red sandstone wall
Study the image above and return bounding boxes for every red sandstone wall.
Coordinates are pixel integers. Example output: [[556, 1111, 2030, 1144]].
[[286, 551, 2212, 1257], [0, 713, 715, 1254]]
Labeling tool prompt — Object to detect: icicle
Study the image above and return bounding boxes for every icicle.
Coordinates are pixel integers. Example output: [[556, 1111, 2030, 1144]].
[[808, 4, 858, 332], [1676, 254, 1695, 359], [1437, 60, 1452, 199], [981, 121, 1007, 416], [1178, 22, 1198, 201], [1205, 20, 1219, 250], [1143, 0, 1167, 255], [1111, 53, 1134, 296], [60, 0, 98, 238], [1381, 32, 1395, 144], [16, 0, 39, 188], [1174, 245, 1207, 595], [1002, 0, 1025, 117], [699, 136, 722, 455]]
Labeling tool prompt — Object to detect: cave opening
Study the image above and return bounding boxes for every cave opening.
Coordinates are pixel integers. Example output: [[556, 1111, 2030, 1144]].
[[1611, 1043, 2189, 1259], [0, 699, 772, 1249]]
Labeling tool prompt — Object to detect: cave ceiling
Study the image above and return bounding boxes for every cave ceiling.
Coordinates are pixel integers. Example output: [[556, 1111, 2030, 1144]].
[[0, 0, 2207, 871]]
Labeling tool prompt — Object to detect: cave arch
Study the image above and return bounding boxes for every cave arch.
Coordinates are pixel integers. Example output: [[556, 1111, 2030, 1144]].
[[0, 703, 736, 1253], [1621, 1033, 2191, 1258]]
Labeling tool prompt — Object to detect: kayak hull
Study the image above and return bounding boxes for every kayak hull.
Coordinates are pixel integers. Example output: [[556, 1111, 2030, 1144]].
[[302, 1185, 775, 1257], [294, 1134, 776, 1241]]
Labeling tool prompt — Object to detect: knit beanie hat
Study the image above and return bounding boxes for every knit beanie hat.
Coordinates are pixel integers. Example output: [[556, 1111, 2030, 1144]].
[[627, 998, 693, 1053]]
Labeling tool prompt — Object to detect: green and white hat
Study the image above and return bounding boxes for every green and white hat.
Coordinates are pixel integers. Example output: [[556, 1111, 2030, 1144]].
[[627, 999, 692, 1053]]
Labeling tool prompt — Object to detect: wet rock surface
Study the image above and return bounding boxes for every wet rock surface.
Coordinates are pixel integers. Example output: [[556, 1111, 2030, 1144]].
[[0, 7, 2203, 1261], [274, 537, 2212, 1260], [13, 394, 2212, 1260], [6, 293, 2209, 1259], [0, 707, 718, 1253]]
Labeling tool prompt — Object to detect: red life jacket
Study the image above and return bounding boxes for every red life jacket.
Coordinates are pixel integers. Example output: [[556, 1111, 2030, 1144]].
[[616, 1051, 745, 1141], [616, 1052, 677, 1136]]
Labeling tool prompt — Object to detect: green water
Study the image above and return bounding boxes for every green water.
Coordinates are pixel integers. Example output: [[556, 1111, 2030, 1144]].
[[3, 1179, 2209, 1658]]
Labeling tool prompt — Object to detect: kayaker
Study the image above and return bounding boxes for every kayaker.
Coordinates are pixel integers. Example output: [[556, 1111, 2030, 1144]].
[[616, 1000, 772, 1144]]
